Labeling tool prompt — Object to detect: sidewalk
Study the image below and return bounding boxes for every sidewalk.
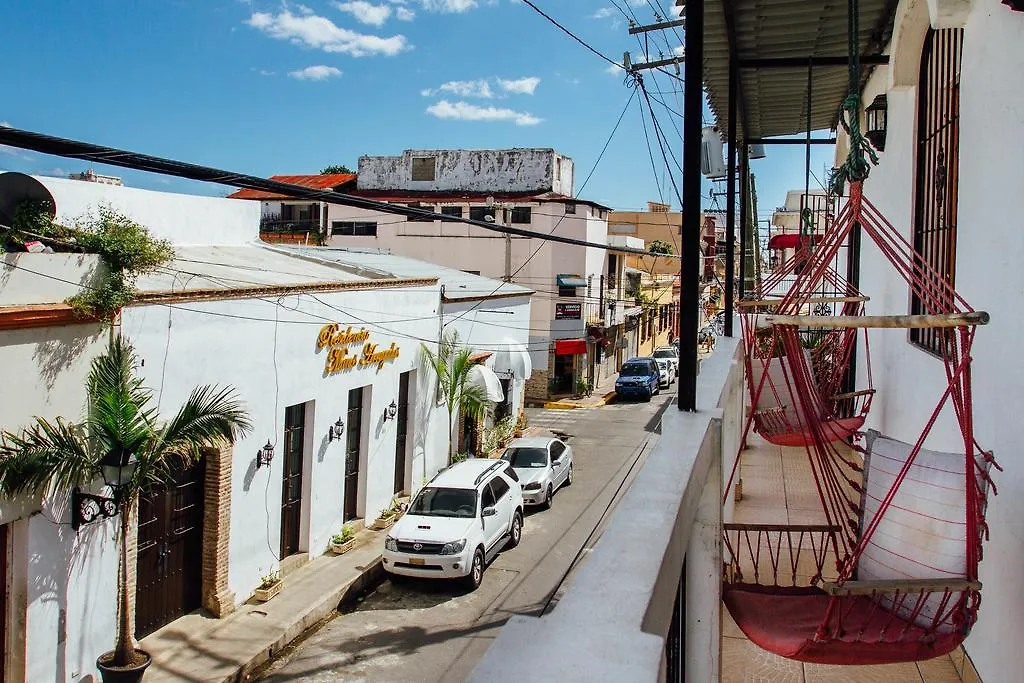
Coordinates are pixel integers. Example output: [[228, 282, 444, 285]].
[[541, 373, 619, 410], [140, 529, 386, 682]]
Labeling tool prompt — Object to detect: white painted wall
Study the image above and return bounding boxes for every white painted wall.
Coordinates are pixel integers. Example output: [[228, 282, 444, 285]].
[[0, 253, 105, 306], [31, 175, 260, 245], [357, 149, 574, 196], [843, 2, 1024, 678], [120, 283, 448, 601]]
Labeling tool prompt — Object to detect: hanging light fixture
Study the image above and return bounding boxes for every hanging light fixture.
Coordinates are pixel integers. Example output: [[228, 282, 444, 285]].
[[384, 400, 398, 422], [865, 94, 888, 152], [328, 417, 345, 442], [72, 447, 138, 530], [257, 440, 275, 469], [99, 447, 137, 493]]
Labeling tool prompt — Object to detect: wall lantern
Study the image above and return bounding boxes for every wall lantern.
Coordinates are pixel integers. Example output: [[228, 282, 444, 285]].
[[328, 418, 345, 442], [256, 440, 275, 469], [865, 94, 888, 152], [384, 400, 398, 422], [72, 448, 138, 530]]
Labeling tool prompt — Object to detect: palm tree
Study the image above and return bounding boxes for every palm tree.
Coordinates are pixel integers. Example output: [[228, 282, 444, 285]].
[[0, 337, 251, 673], [421, 330, 491, 463]]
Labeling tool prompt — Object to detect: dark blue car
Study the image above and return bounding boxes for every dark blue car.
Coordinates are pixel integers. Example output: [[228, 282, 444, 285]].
[[614, 357, 661, 401]]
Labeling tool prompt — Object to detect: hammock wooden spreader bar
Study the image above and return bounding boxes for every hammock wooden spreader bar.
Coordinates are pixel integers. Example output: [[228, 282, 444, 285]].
[[738, 295, 870, 309], [756, 311, 990, 329], [821, 578, 982, 597]]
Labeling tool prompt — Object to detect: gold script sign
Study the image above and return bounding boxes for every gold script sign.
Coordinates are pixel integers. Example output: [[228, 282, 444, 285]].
[[317, 323, 401, 374]]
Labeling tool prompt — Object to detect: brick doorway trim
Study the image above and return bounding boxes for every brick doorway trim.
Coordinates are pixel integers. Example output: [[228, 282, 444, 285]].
[[201, 445, 234, 617]]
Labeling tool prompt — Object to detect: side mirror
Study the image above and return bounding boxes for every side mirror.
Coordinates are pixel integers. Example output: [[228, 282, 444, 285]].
[[482, 506, 497, 517], [552, 459, 561, 467]]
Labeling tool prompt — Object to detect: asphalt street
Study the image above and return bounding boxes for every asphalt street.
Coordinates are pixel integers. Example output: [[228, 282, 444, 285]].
[[257, 390, 675, 683]]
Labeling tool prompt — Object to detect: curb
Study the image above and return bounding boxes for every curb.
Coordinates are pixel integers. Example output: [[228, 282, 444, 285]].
[[541, 390, 617, 410]]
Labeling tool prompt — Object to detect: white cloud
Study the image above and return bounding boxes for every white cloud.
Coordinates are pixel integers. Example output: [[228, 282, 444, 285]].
[[426, 100, 541, 126], [591, 8, 616, 19], [674, 45, 685, 56], [498, 76, 540, 95], [0, 121, 9, 127], [395, 6, 415, 20], [332, 1, 391, 26], [288, 65, 343, 80], [422, 79, 494, 98], [605, 63, 624, 76], [419, 0, 478, 13], [246, 10, 408, 57]]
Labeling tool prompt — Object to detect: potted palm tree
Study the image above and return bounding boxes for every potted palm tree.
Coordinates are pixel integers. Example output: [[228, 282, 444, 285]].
[[0, 337, 251, 683], [420, 330, 491, 465]]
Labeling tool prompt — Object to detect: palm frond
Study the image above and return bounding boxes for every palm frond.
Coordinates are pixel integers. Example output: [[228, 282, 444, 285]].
[[87, 336, 153, 414], [459, 382, 491, 421], [0, 418, 95, 495], [152, 385, 252, 456]]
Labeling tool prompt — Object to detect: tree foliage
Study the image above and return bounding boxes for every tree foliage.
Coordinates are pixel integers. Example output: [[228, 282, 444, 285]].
[[648, 239, 674, 255], [420, 330, 492, 462], [321, 164, 353, 174]]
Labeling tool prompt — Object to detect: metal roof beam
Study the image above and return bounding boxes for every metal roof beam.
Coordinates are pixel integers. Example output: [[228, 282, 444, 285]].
[[739, 55, 890, 68]]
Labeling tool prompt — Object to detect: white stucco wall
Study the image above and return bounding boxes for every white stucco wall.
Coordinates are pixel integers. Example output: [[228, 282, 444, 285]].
[[0, 253, 106, 306], [120, 283, 449, 601], [31, 175, 260, 246], [356, 149, 574, 196], [846, 2, 1024, 678]]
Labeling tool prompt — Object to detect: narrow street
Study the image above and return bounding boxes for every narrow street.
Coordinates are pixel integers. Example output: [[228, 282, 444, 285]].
[[257, 391, 676, 682]]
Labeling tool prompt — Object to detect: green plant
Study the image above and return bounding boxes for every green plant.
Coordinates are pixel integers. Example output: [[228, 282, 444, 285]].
[[647, 239, 674, 256], [420, 330, 492, 465], [320, 164, 353, 174], [0, 337, 251, 668], [482, 415, 517, 454], [574, 377, 592, 398], [451, 452, 471, 464], [331, 524, 355, 545], [514, 410, 528, 434], [259, 570, 281, 589]]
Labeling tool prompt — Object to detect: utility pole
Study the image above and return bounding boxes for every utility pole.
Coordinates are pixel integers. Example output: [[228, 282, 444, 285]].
[[505, 228, 512, 282], [487, 196, 513, 282]]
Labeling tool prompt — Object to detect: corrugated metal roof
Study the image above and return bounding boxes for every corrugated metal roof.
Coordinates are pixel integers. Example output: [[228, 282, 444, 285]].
[[276, 246, 534, 301], [695, 0, 897, 139], [228, 173, 356, 200]]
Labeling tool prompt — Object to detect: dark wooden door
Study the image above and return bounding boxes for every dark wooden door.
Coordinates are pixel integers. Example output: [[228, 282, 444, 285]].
[[345, 388, 363, 521], [135, 459, 205, 638], [0, 523, 6, 682], [280, 403, 305, 559], [394, 372, 411, 495]]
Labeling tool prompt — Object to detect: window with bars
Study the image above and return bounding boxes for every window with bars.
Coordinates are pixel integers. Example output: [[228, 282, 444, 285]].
[[910, 27, 963, 355], [332, 221, 377, 236]]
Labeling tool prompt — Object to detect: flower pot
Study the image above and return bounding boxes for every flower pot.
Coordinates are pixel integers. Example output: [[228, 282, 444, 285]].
[[371, 516, 395, 531], [254, 580, 283, 602], [330, 538, 355, 555], [97, 648, 152, 683]]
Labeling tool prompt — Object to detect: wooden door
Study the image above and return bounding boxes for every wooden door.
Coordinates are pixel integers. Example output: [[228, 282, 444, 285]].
[[394, 373, 410, 495], [344, 388, 363, 521], [280, 403, 305, 559], [135, 459, 205, 638]]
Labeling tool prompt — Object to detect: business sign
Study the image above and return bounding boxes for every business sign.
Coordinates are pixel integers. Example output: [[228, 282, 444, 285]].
[[555, 303, 582, 320], [317, 324, 400, 375]]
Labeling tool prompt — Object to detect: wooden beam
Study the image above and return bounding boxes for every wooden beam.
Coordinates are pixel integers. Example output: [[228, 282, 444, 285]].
[[629, 18, 685, 34], [756, 312, 990, 329], [738, 295, 869, 308], [631, 55, 685, 72], [823, 578, 982, 596], [0, 303, 101, 331]]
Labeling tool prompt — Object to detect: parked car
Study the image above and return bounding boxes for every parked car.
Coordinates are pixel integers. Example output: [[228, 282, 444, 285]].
[[654, 357, 674, 388], [652, 345, 679, 377], [383, 458, 523, 590], [501, 436, 574, 509], [614, 357, 661, 401]]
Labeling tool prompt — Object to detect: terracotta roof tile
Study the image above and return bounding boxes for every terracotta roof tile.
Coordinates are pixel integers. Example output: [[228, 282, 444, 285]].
[[227, 173, 356, 200]]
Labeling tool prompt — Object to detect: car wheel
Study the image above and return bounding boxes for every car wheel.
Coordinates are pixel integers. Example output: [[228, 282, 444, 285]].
[[507, 510, 523, 549], [566, 463, 574, 486], [542, 484, 553, 510], [463, 548, 485, 590], [644, 391, 652, 402]]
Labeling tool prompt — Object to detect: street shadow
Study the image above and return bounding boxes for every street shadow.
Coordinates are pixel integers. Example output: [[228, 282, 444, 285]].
[[346, 577, 467, 614]]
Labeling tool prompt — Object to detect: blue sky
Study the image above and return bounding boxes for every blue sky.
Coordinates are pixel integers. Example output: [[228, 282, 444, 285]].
[[0, 0, 835, 217]]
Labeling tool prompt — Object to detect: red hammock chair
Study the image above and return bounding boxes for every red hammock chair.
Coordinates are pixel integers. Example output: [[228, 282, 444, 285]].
[[724, 181, 997, 666]]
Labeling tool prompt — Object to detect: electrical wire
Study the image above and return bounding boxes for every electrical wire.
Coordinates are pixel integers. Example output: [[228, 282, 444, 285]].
[[520, 0, 623, 69]]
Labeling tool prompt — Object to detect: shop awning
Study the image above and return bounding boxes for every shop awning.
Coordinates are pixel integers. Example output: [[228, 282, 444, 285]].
[[556, 274, 587, 288], [467, 365, 505, 403], [554, 339, 587, 356], [492, 338, 532, 380], [767, 234, 823, 250]]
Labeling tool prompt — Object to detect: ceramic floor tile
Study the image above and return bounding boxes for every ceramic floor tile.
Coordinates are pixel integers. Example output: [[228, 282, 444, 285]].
[[721, 634, 805, 683], [722, 602, 745, 639], [731, 504, 789, 525], [803, 661, 923, 683], [916, 655, 962, 683]]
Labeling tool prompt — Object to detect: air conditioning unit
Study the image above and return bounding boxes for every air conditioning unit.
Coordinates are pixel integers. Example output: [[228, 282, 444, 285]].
[[701, 127, 727, 180], [748, 143, 767, 160]]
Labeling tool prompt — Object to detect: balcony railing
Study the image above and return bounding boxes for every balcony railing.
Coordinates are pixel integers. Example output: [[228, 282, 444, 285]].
[[259, 218, 321, 233], [471, 334, 744, 682]]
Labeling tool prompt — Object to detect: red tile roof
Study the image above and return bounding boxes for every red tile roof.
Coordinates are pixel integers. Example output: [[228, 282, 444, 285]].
[[227, 173, 357, 200]]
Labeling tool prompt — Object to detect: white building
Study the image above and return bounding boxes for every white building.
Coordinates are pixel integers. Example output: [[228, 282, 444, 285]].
[[230, 149, 636, 399], [0, 172, 529, 681], [834, 2, 1024, 679]]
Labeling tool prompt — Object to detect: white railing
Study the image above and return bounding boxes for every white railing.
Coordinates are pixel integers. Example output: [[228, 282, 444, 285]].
[[471, 333, 744, 682]]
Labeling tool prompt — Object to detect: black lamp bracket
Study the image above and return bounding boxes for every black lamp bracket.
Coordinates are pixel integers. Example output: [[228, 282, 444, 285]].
[[71, 487, 120, 531]]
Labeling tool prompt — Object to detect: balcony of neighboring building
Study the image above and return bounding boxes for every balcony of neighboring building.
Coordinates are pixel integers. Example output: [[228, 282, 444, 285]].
[[258, 203, 323, 244]]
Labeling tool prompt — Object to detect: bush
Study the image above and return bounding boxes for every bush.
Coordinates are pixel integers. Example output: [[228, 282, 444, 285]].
[[482, 415, 517, 454], [331, 524, 355, 544]]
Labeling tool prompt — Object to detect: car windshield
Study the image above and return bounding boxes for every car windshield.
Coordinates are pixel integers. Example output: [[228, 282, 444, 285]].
[[503, 447, 548, 468], [653, 349, 675, 358], [621, 362, 650, 376], [408, 487, 477, 518]]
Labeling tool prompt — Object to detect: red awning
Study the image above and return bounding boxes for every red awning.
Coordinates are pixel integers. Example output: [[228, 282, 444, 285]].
[[767, 234, 823, 250], [554, 339, 587, 356]]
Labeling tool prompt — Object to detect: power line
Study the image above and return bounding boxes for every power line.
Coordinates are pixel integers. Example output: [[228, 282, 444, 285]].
[[520, 0, 623, 69]]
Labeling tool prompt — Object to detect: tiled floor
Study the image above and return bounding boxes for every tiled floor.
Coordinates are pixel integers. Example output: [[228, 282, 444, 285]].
[[722, 434, 964, 683]]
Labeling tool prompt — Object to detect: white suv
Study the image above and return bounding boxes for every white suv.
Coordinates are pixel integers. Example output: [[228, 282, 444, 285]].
[[383, 459, 524, 590]]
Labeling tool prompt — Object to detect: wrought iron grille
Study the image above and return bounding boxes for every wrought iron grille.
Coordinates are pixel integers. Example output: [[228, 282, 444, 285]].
[[911, 28, 964, 354]]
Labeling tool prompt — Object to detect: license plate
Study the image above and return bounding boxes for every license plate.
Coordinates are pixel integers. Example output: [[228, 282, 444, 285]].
[[409, 558, 425, 566]]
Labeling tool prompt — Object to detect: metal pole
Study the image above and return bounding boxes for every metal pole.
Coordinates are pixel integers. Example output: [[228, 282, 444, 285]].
[[738, 144, 750, 300], [725, 57, 737, 337], [679, 0, 703, 412]]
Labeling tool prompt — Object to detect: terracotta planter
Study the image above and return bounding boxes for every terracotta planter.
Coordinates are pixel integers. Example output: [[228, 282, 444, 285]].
[[254, 580, 283, 602], [330, 538, 355, 554], [97, 649, 151, 683]]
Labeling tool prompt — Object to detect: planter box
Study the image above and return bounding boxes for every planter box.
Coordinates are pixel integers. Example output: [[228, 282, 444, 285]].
[[371, 516, 395, 531], [254, 581, 282, 602], [330, 538, 356, 555]]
